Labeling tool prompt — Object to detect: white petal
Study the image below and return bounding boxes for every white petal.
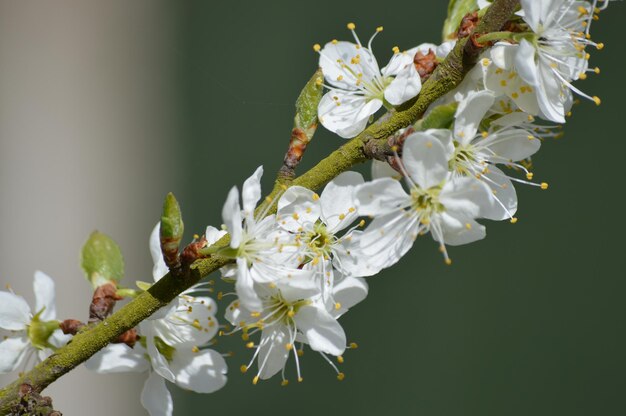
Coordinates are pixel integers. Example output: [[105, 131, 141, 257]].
[[241, 166, 263, 220], [154, 296, 219, 348], [0, 291, 30, 330], [85, 343, 149, 374], [536, 61, 568, 123], [332, 276, 368, 317], [490, 42, 517, 70], [354, 178, 410, 216], [150, 223, 168, 282], [33, 271, 56, 321], [436, 41, 456, 58], [514, 39, 540, 88], [295, 305, 346, 356], [170, 348, 227, 393], [235, 258, 262, 312], [0, 336, 29, 373], [440, 214, 487, 246], [480, 167, 518, 221], [222, 186, 242, 248], [318, 91, 382, 139], [454, 90, 495, 143], [205, 225, 227, 246], [484, 129, 541, 162], [439, 176, 494, 218], [358, 211, 418, 269], [371, 160, 401, 180], [384, 63, 422, 106], [403, 132, 451, 189], [141, 372, 173, 416], [320, 171, 364, 231], [276, 186, 320, 232], [143, 325, 175, 382], [520, 0, 552, 32], [258, 326, 290, 380], [273, 268, 319, 304]]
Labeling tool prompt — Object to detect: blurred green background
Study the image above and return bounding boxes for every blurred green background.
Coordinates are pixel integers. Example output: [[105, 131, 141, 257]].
[[170, 1, 626, 415]]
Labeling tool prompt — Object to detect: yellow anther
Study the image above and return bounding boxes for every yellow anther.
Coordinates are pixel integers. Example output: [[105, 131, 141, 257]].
[[250, 311, 261, 317], [593, 96, 601, 106], [585, 53, 591, 60], [292, 213, 299, 220], [268, 282, 276, 289], [482, 58, 490, 67], [445, 258, 452, 265], [192, 319, 202, 330], [349, 342, 359, 349], [192, 346, 200, 353], [305, 207, 312, 214], [348, 207, 356, 213], [526, 172, 534, 180], [579, 73, 587, 80], [241, 333, 249, 341], [253, 376, 260, 385], [376, 26, 383, 32], [337, 355, 344, 364], [193, 234, 200, 240], [481, 131, 488, 138], [337, 372, 346, 381], [312, 256, 320, 266], [285, 343, 293, 351], [594, 67, 601, 74], [287, 309, 296, 318], [240, 365, 248, 373], [335, 302, 342, 310], [426, 141, 433, 148], [347, 22, 356, 30], [566, 111, 573, 117], [297, 349, 304, 357], [511, 92, 519, 99], [312, 193, 320, 201], [540, 182, 549, 190], [313, 44, 321, 52], [281, 380, 289, 386], [392, 46, 400, 54], [577, 5, 588, 14], [500, 80, 507, 87], [596, 42, 604, 50], [246, 342, 255, 349], [358, 219, 365, 227], [298, 377, 304, 383], [338, 213, 346, 220], [332, 39, 338, 44], [465, 223, 472, 230], [336, 75, 344, 81], [510, 217, 518, 224]]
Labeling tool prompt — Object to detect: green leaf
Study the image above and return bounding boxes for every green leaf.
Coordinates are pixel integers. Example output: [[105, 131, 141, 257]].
[[295, 69, 324, 130], [81, 231, 124, 288], [160, 192, 184, 244], [442, 0, 478, 41], [418, 102, 459, 130]]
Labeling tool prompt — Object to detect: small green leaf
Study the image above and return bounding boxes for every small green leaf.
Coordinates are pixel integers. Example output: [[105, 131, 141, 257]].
[[442, 0, 478, 41], [295, 69, 324, 130], [160, 192, 184, 268], [81, 231, 124, 288], [418, 102, 459, 130]]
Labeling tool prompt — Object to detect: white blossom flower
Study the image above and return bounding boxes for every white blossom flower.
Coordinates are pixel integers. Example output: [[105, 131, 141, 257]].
[[356, 132, 497, 266], [276, 171, 373, 303], [225, 271, 367, 384], [316, 23, 422, 138], [0, 271, 69, 373], [220, 166, 304, 311], [483, 0, 605, 123], [442, 90, 546, 221]]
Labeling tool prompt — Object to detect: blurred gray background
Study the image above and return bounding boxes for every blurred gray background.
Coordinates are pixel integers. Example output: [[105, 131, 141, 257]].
[[0, 1, 624, 415]]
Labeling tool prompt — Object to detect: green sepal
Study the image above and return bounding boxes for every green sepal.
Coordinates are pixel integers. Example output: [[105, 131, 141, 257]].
[[294, 69, 323, 130], [442, 0, 478, 41], [80, 231, 125, 288]]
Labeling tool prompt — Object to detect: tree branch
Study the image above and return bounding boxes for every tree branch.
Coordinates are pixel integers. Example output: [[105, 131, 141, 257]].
[[0, 0, 519, 412]]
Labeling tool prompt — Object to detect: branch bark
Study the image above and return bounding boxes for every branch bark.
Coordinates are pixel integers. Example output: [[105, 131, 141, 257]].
[[0, 0, 519, 412]]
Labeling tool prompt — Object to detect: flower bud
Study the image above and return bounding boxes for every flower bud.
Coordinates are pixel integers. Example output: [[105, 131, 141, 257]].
[[160, 192, 184, 269]]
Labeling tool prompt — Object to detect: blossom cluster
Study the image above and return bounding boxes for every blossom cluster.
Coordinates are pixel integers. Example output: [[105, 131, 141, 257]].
[[0, 1, 610, 415]]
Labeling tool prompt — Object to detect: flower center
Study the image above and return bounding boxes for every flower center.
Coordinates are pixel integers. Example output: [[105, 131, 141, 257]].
[[303, 222, 335, 259], [451, 141, 479, 176], [26, 310, 59, 350], [410, 187, 444, 224]]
